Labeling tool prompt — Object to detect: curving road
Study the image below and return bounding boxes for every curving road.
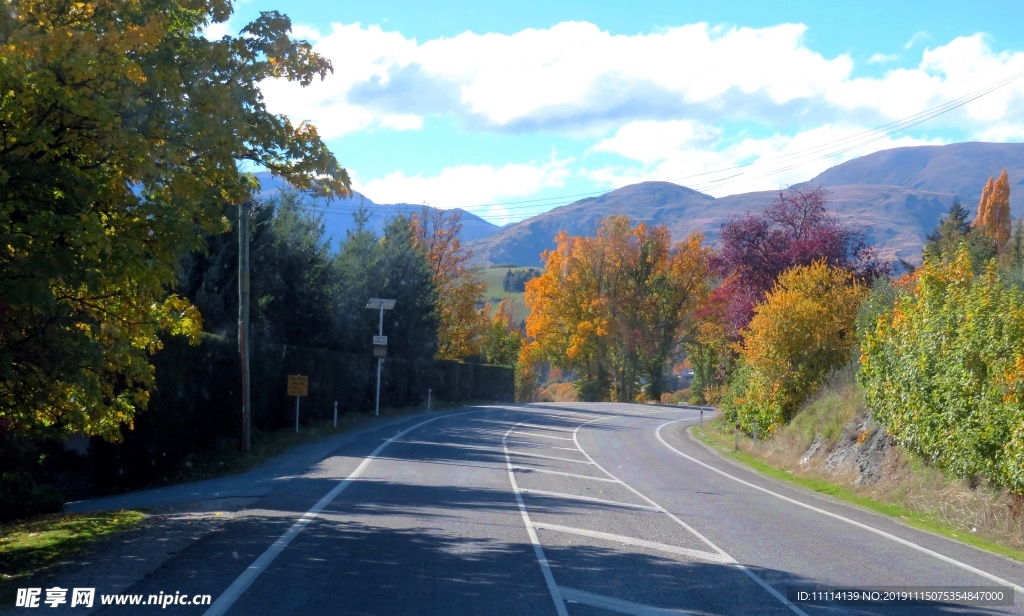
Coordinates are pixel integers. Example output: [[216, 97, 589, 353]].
[[79, 403, 1023, 615]]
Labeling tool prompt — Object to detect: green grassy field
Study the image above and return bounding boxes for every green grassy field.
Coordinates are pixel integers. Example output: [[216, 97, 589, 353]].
[[477, 266, 536, 324]]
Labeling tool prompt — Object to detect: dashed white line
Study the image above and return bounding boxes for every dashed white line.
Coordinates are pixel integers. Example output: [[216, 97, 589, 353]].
[[507, 450, 593, 464], [512, 466, 621, 483], [533, 523, 731, 563], [513, 431, 575, 441], [519, 488, 660, 511], [559, 587, 715, 616]]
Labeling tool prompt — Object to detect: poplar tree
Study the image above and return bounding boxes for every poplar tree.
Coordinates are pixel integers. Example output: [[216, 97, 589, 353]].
[[974, 169, 1012, 252]]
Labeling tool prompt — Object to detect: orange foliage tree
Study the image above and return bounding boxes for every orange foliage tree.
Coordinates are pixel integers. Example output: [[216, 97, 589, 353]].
[[412, 208, 486, 360], [974, 169, 1012, 252], [523, 216, 711, 401]]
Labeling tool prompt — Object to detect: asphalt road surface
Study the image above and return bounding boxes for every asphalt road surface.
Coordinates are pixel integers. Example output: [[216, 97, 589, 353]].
[[71, 403, 1024, 614]]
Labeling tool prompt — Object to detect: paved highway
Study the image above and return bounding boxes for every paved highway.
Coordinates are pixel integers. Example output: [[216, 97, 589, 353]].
[[76, 403, 1024, 614]]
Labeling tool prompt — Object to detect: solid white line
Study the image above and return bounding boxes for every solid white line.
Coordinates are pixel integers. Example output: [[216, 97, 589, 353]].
[[513, 431, 574, 441], [512, 466, 621, 483], [656, 420, 1024, 596], [503, 426, 569, 616], [575, 417, 809, 616], [519, 488, 660, 511], [559, 587, 714, 616], [533, 523, 731, 563], [507, 450, 593, 464], [203, 410, 482, 616]]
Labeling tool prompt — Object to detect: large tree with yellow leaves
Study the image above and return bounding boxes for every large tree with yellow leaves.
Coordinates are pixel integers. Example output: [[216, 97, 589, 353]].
[[0, 0, 349, 440]]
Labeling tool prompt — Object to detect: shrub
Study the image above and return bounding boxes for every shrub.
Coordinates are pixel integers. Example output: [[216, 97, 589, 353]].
[[859, 247, 1024, 493], [724, 261, 865, 432], [0, 472, 63, 523]]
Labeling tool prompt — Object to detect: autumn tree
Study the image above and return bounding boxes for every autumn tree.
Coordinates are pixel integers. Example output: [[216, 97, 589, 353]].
[[480, 299, 522, 367], [973, 170, 1012, 253], [412, 208, 486, 360], [0, 0, 348, 441], [524, 217, 711, 402], [714, 186, 888, 335], [724, 261, 866, 431]]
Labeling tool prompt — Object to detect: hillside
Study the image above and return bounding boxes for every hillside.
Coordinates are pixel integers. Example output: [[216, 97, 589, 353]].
[[467, 142, 1024, 267], [252, 172, 501, 250]]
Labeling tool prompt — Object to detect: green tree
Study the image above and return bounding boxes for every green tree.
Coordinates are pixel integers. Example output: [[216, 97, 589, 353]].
[[481, 299, 522, 367], [0, 0, 349, 440]]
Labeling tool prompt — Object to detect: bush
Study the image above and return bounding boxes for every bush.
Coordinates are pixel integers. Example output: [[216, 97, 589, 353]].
[[723, 262, 865, 432], [859, 247, 1024, 493], [0, 472, 63, 523]]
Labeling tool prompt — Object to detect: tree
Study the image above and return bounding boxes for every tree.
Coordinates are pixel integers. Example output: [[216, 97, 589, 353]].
[[480, 299, 522, 367], [974, 170, 1012, 253], [725, 261, 866, 431], [859, 246, 1024, 493], [523, 216, 711, 402], [714, 186, 889, 335], [335, 214, 438, 361], [0, 0, 349, 440], [412, 208, 486, 360]]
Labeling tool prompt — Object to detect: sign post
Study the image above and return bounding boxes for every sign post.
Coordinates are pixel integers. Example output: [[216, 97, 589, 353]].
[[287, 375, 308, 433], [366, 299, 396, 416]]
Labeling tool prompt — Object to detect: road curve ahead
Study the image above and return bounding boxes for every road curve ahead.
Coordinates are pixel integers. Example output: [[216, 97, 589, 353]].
[[88, 403, 1023, 615]]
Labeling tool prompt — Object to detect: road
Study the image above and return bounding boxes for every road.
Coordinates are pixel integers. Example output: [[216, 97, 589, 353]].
[[62, 403, 1024, 614]]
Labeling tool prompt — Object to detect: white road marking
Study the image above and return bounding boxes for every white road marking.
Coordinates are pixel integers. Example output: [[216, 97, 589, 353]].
[[514, 431, 574, 441], [202, 410, 483, 616], [574, 417, 810, 616], [519, 424, 578, 433], [507, 450, 593, 464], [505, 439, 581, 452], [512, 466, 621, 483], [503, 423, 569, 616], [656, 419, 1024, 596], [519, 488, 660, 511], [559, 587, 715, 616], [533, 523, 731, 563]]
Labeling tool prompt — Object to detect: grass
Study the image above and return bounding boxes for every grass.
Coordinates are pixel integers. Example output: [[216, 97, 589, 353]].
[[477, 266, 532, 323], [0, 510, 145, 601], [692, 418, 1024, 563]]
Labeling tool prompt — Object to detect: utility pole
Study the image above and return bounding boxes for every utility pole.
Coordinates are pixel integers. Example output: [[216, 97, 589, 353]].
[[238, 202, 252, 451], [366, 298, 396, 416]]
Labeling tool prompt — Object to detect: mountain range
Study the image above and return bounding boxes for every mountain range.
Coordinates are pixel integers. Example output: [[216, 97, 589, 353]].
[[253, 172, 502, 248], [465, 142, 1024, 267]]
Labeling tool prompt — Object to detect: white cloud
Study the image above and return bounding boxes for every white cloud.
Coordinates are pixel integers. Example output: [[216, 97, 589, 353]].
[[588, 121, 946, 197], [904, 31, 930, 50], [868, 53, 899, 64], [355, 158, 572, 215], [260, 22, 1024, 139]]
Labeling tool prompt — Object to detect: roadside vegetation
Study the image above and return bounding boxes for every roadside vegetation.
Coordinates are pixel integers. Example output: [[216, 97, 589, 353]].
[[0, 510, 145, 602], [0, 0, 522, 524]]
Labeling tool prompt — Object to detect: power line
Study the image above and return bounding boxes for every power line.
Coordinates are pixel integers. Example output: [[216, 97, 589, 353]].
[[290, 68, 1024, 223]]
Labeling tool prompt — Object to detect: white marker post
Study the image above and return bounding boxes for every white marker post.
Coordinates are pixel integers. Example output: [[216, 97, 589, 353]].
[[427, 388, 432, 411], [366, 299, 396, 416], [333, 400, 338, 428]]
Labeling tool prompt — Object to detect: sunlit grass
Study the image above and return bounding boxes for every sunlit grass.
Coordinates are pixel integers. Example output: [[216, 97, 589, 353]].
[[693, 421, 1024, 563], [0, 510, 145, 601]]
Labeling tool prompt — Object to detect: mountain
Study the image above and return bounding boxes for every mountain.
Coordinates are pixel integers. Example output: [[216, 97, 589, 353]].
[[467, 142, 1024, 267], [252, 172, 501, 250]]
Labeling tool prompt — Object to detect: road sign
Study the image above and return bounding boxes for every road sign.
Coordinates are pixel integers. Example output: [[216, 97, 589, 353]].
[[287, 374, 308, 397], [365, 298, 397, 310], [373, 335, 388, 346], [373, 345, 387, 358]]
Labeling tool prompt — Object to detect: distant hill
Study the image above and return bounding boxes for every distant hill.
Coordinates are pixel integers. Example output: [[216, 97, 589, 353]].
[[252, 172, 501, 251], [467, 142, 1024, 267]]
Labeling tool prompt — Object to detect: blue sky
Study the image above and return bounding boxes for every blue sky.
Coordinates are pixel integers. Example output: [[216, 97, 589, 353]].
[[213, 1, 1024, 223]]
